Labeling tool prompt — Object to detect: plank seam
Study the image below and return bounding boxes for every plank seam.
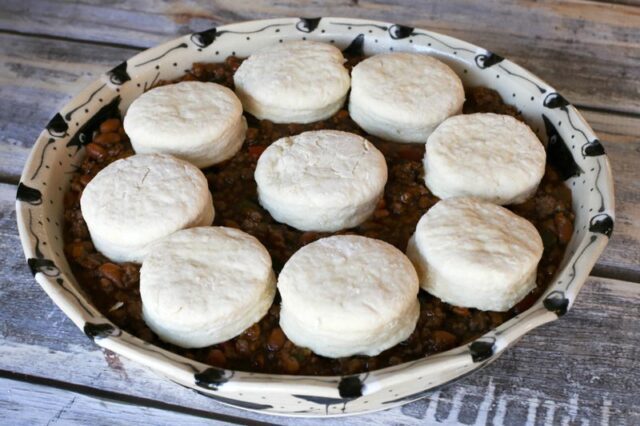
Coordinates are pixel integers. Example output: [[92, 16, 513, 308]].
[[591, 266, 640, 284], [0, 368, 278, 426], [576, 105, 640, 120], [0, 176, 19, 186], [0, 28, 145, 51], [0, 28, 637, 118]]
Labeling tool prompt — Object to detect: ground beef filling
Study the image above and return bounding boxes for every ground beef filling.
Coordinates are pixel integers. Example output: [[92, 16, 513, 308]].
[[63, 55, 574, 376]]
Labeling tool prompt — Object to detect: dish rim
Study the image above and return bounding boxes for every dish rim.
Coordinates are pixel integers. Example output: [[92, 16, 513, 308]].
[[15, 16, 615, 416]]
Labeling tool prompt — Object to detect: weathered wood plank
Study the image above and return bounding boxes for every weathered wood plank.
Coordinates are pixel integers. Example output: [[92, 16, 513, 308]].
[[0, 32, 140, 183], [583, 111, 640, 280], [2, 182, 639, 424], [0, 0, 639, 113], [1, 30, 638, 275], [0, 377, 234, 426]]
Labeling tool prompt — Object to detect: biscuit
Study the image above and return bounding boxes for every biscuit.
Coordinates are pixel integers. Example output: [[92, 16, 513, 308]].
[[80, 154, 214, 262], [234, 41, 351, 123], [278, 235, 419, 357], [254, 130, 387, 232], [141, 227, 276, 348], [424, 113, 546, 204], [124, 81, 246, 168], [407, 197, 543, 311], [349, 52, 464, 143]]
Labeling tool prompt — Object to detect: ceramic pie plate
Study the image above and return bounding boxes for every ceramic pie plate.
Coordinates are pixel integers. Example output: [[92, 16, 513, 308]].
[[15, 17, 614, 417]]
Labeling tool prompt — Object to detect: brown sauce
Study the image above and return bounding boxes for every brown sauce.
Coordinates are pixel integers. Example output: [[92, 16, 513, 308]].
[[63, 54, 574, 376]]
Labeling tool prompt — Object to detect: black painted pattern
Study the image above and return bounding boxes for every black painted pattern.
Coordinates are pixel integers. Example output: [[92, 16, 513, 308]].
[[469, 338, 495, 362], [65, 83, 107, 120], [292, 394, 350, 415], [30, 138, 56, 180], [67, 97, 121, 152], [474, 51, 504, 69], [134, 43, 188, 67], [107, 62, 131, 85], [46, 113, 69, 137], [593, 159, 607, 213], [194, 368, 233, 391], [191, 28, 218, 47], [342, 33, 365, 56], [543, 114, 583, 180], [135, 340, 199, 373], [388, 24, 414, 39], [84, 322, 120, 340], [190, 23, 292, 48], [560, 235, 599, 293], [27, 258, 59, 277], [543, 92, 570, 109], [196, 390, 274, 410], [16, 183, 42, 205], [543, 290, 570, 316], [411, 31, 474, 53], [497, 64, 547, 93], [589, 213, 614, 238], [582, 139, 606, 157], [296, 17, 321, 33], [338, 375, 365, 398]]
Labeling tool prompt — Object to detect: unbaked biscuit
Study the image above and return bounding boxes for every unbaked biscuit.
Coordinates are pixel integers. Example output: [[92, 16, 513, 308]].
[[278, 235, 420, 358], [424, 113, 546, 204], [80, 154, 214, 263], [407, 197, 543, 312], [349, 52, 464, 143], [141, 227, 276, 348], [234, 41, 351, 123], [254, 130, 387, 232], [124, 81, 247, 168]]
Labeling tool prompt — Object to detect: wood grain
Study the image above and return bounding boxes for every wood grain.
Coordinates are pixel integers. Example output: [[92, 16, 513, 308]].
[[1, 1, 639, 423], [2, 182, 639, 424], [0, 32, 140, 182], [1, 29, 638, 276], [0, 377, 237, 426], [0, 0, 639, 113], [584, 111, 640, 280]]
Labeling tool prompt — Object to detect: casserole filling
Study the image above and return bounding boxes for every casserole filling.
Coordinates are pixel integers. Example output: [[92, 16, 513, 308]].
[[64, 54, 574, 375]]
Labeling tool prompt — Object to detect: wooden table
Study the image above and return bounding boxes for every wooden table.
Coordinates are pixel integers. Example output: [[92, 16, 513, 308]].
[[1, 1, 639, 424]]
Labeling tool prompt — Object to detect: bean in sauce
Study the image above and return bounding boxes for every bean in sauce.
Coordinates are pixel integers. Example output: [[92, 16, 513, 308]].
[[63, 54, 574, 375]]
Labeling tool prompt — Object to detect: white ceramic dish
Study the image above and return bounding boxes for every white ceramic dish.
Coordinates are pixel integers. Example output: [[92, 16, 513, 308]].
[[16, 17, 614, 417]]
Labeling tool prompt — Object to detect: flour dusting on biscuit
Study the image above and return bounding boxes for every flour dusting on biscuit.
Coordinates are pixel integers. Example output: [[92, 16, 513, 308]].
[[349, 52, 464, 143], [407, 197, 543, 312], [424, 113, 546, 204], [278, 235, 419, 357], [254, 130, 387, 232], [141, 227, 276, 348], [124, 81, 247, 168], [80, 154, 214, 263], [234, 41, 351, 123]]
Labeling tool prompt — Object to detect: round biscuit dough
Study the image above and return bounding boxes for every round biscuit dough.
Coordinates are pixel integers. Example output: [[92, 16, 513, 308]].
[[254, 130, 387, 232], [141, 227, 276, 348], [123, 81, 247, 168], [233, 41, 351, 123], [80, 154, 215, 263], [406, 197, 543, 312], [424, 113, 546, 205], [278, 235, 420, 358], [349, 52, 465, 143]]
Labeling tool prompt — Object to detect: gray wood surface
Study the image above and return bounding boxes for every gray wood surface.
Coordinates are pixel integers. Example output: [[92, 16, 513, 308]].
[[1, 0, 639, 424], [1, 184, 638, 423], [0, 377, 232, 426], [1, 31, 638, 279], [1, 0, 639, 113]]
